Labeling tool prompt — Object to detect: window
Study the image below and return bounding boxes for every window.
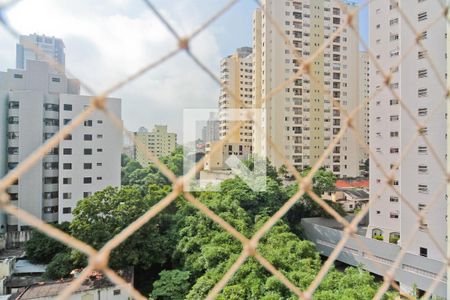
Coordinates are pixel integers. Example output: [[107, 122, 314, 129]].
[[64, 134, 72, 141], [83, 192, 92, 198], [13, 73, 23, 79], [418, 165, 428, 174], [418, 50, 427, 59], [84, 148, 92, 155], [7, 147, 18, 154], [418, 11, 427, 21], [113, 290, 121, 296], [8, 101, 19, 109], [51, 77, 61, 83], [418, 88, 428, 97], [418, 184, 428, 193], [84, 134, 92, 141], [84, 163, 92, 170], [62, 192, 72, 199], [390, 115, 399, 121], [63, 163, 72, 170], [390, 196, 399, 203], [390, 148, 399, 153], [44, 177, 58, 184], [84, 120, 93, 127], [63, 178, 72, 185], [97, 149, 103, 153], [418, 203, 426, 211], [8, 116, 19, 124], [63, 119, 71, 125], [390, 131, 399, 137], [97, 120, 103, 124], [418, 69, 427, 78], [63, 104, 72, 111], [97, 134, 103, 139], [63, 207, 72, 214], [420, 247, 428, 257], [63, 148, 72, 155], [418, 108, 427, 116], [84, 177, 92, 184], [390, 99, 398, 105], [418, 31, 427, 40], [97, 163, 103, 166], [418, 146, 427, 154], [390, 211, 399, 219], [97, 177, 102, 180]]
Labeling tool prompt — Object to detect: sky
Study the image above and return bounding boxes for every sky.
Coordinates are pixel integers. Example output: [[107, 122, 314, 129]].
[[0, 0, 368, 140]]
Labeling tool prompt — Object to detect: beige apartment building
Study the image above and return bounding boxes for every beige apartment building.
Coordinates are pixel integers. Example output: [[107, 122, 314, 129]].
[[204, 48, 254, 171], [135, 125, 176, 166], [252, 0, 363, 177]]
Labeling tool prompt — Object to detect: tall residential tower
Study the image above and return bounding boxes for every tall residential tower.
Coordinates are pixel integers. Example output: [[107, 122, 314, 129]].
[[252, 0, 362, 177]]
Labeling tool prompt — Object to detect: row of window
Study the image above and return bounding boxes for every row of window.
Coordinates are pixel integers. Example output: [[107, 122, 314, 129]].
[[62, 162, 103, 170], [63, 148, 103, 155]]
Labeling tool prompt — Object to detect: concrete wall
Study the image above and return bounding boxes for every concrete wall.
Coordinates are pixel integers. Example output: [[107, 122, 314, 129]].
[[302, 218, 446, 297]]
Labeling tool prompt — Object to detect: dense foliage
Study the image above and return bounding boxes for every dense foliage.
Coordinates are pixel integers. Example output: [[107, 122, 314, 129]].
[[25, 148, 395, 298]]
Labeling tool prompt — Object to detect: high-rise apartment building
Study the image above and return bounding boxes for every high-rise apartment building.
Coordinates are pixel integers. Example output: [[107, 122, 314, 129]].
[[367, 0, 447, 292], [135, 125, 177, 166], [0, 60, 122, 229], [202, 112, 220, 144], [359, 51, 370, 162], [16, 34, 65, 73], [219, 47, 254, 144], [203, 48, 254, 172], [252, 1, 362, 177]]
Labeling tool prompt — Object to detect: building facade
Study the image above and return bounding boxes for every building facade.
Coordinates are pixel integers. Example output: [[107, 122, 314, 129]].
[[367, 0, 448, 294], [135, 125, 177, 166], [359, 51, 370, 162], [202, 112, 220, 144], [16, 34, 65, 73], [0, 60, 122, 229], [252, 0, 362, 177], [218, 47, 254, 144]]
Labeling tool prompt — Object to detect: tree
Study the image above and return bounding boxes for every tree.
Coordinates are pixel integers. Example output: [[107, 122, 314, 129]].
[[44, 252, 75, 280], [25, 222, 70, 264], [151, 270, 191, 300], [284, 168, 344, 233], [70, 186, 174, 270]]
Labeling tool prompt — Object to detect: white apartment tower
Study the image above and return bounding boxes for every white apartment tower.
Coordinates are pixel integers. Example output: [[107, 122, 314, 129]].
[[0, 61, 121, 229], [16, 34, 65, 73], [367, 0, 448, 289], [252, 0, 361, 177], [219, 47, 254, 144], [135, 125, 177, 166]]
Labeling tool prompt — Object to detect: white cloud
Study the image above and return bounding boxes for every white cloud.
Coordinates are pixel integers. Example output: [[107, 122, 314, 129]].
[[0, 0, 225, 139]]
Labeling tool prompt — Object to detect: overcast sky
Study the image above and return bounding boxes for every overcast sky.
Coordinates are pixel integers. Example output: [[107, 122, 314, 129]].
[[0, 0, 368, 140]]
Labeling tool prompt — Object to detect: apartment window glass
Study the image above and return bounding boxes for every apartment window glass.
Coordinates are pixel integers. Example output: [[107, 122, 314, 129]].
[[63, 207, 72, 214], [63, 119, 71, 125], [418, 11, 427, 21], [84, 177, 92, 184], [83, 192, 92, 198], [84, 163, 92, 170], [418, 69, 427, 78], [418, 108, 427, 116], [63, 192, 72, 199], [418, 146, 427, 154], [418, 165, 428, 174], [84, 120, 93, 127], [389, 196, 399, 203], [84, 134, 93, 141], [418, 88, 428, 97], [63, 148, 72, 155], [63, 163, 72, 170], [52, 77, 61, 83], [390, 131, 399, 137], [63, 104, 72, 111], [418, 184, 428, 193], [84, 148, 92, 155], [64, 134, 72, 141], [420, 247, 428, 257], [63, 178, 72, 184]]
